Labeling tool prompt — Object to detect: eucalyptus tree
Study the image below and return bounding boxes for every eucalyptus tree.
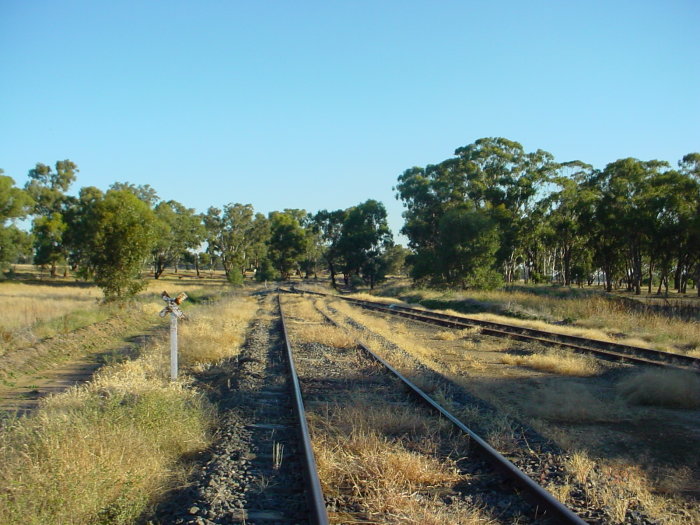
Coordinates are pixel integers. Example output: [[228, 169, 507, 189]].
[[267, 210, 308, 280], [313, 209, 347, 287], [677, 153, 700, 295], [151, 200, 205, 278], [396, 137, 556, 286], [591, 158, 671, 294], [203, 203, 269, 281], [642, 169, 697, 294], [433, 203, 501, 289], [0, 170, 33, 270], [337, 199, 392, 289], [109, 182, 159, 207], [62, 186, 104, 272], [24, 160, 78, 276], [539, 161, 597, 285], [79, 190, 157, 299]]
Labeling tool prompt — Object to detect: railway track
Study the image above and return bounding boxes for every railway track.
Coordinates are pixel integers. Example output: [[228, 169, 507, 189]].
[[278, 295, 330, 525], [279, 293, 589, 524], [290, 288, 700, 372]]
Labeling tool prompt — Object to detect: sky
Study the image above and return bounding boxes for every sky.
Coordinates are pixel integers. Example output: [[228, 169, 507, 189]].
[[1, 1, 699, 242]]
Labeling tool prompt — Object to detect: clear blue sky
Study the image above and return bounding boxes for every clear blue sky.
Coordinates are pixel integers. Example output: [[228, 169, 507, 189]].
[[1, 1, 698, 242]]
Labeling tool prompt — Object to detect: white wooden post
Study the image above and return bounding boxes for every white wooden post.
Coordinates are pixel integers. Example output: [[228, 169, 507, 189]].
[[160, 291, 187, 381], [170, 313, 178, 380]]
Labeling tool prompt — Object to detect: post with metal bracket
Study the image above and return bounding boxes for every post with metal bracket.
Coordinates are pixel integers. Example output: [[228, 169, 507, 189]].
[[159, 291, 187, 380]]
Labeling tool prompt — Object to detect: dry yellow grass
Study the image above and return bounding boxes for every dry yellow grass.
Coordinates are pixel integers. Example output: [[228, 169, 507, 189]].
[[0, 282, 103, 347], [309, 404, 494, 525], [282, 296, 358, 349], [330, 299, 451, 376], [347, 292, 408, 306], [0, 292, 256, 525], [0, 337, 213, 525], [617, 369, 700, 409], [558, 451, 698, 525], [500, 349, 600, 376], [291, 323, 357, 349], [178, 295, 258, 366]]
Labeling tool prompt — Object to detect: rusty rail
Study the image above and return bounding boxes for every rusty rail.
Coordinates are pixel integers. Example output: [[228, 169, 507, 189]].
[[277, 294, 329, 525]]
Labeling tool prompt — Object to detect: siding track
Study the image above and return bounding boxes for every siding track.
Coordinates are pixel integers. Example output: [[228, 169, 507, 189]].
[[292, 288, 700, 372]]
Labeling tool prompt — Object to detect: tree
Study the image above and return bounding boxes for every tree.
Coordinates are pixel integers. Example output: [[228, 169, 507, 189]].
[[152, 200, 205, 278], [80, 190, 157, 299], [382, 244, 411, 276], [0, 170, 33, 270], [539, 162, 597, 285], [591, 158, 668, 294], [267, 210, 308, 280], [396, 138, 555, 287], [24, 160, 78, 276], [677, 153, 700, 295], [203, 204, 269, 280], [109, 182, 159, 207], [439, 205, 501, 289], [63, 186, 105, 272], [313, 209, 347, 288], [338, 200, 393, 289]]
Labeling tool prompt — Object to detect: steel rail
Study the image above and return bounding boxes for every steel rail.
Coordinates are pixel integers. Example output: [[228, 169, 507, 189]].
[[290, 288, 699, 372], [277, 294, 330, 525], [311, 302, 588, 524]]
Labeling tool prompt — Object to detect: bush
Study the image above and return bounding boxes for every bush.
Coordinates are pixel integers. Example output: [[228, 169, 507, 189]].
[[255, 259, 279, 282], [226, 265, 244, 286]]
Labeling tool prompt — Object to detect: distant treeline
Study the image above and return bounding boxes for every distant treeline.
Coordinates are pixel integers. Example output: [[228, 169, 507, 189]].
[[0, 162, 401, 298], [395, 137, 699, 296], [1, 136, 698, 297]]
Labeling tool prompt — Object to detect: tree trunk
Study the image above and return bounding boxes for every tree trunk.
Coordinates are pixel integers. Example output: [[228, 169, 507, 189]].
[[563, 246, 572, 286], [329, 261, 337, 288]]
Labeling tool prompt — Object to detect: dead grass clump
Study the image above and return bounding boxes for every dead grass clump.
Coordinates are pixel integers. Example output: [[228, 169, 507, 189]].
[[561, 452, 697, 524], [315, 401, 436, 441], [311, 412, 491, 524], [500, 350, 600, 376], [566, 451, 596, 484], [179, 295, 258, 366], [347, 292, 407, 306], [617, 369, 700, 409], [283, 296, 326, 323], [435, 330, 459, 341]]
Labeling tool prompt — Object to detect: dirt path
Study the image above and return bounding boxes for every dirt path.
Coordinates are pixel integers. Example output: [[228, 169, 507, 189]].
[[0, 318, 163, 417]]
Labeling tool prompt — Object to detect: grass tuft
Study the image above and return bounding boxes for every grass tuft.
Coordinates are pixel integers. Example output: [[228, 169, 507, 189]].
[[499, 349, 600, 376], [617, 369, 700, 409]]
